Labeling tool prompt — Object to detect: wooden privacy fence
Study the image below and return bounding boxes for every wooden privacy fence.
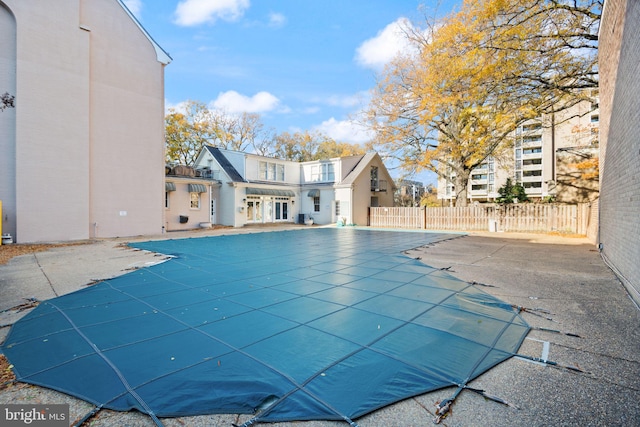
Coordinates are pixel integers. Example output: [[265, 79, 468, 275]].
[[370, 203, 592, 235]]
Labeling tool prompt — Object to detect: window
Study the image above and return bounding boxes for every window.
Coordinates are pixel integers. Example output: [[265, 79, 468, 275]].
[[472, 174, 487, 180], [522, 123, 542, 132], [523, 135, 542, 143], [259, 161, 285, 182], [591, 115, 599, 123], [472, 184, 487, 191], [523, 170, 542, 177], [165, 192, 169, 209], [190, 192, 200, 209], [523, 181, 542, 188], [335, 201, 340, 216], [370, 166, 379, 191], [523, 147, 542, 155], [313, 196, 320, 212], [523, 158, 542, 166], [311, 163, 335, 182], [259, 162, 267, 180], [371, 166, 378, 182]]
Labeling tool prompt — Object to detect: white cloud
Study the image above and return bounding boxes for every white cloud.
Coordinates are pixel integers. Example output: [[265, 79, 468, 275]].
[[355, 18, 414, 70], [122, 0, 142, 17], [164, 99, 191, 115], [174, 0, 250, 27], [324, 92, 369, 109], [268, 12, 286, 28], [212, 90, 281, 114], [314, 118, 375, 145]]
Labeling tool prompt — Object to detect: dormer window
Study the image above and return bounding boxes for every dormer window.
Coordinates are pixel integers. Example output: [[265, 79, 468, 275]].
[[259, 161, 285, 182]]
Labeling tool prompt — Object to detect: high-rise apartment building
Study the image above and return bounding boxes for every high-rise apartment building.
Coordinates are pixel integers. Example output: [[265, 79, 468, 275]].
[[438, 95, 599, 203]]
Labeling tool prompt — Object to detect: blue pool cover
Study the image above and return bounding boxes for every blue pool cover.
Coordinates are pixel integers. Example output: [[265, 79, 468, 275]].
[[2, 228, 529, 425]]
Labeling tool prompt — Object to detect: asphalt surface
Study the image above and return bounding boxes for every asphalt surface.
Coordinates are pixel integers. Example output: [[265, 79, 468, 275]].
[[1, 225, 638, 427]]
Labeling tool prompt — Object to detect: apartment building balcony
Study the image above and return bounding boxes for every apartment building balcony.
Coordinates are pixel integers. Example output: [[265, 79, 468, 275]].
[[521, 175, 543, 183], [522, 181, 543, 195], [521, 135, 543, 145], [522, 152, 543, 161], [521, 163, 542, 171]]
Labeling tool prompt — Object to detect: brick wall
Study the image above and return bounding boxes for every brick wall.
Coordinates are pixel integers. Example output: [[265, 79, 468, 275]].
[[599, 0, 640, 305]]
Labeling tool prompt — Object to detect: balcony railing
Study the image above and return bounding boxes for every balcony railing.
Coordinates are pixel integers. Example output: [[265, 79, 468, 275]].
[[196, 169, 220, 180], [371, 179, 388, 192]]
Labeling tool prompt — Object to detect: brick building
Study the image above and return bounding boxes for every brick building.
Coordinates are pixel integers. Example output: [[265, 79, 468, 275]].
[[599, 0, 640, 306]]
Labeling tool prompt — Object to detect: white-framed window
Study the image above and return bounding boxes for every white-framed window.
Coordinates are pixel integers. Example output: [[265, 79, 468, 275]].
[[259, 161, 285, 182], [335, 200, 340, 216], [259, 162, 267, 180], [313, 196, 320, 212], [190, 192, 200, 209], [310, 163, 334, 182], [325, 163, 335, 181]]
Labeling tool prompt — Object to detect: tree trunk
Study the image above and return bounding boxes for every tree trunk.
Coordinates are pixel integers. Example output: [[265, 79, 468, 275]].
[[454, 170, 470, 207]]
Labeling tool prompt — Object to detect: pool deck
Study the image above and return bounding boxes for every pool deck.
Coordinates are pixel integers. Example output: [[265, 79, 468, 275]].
[[1, 225, 638, 427]]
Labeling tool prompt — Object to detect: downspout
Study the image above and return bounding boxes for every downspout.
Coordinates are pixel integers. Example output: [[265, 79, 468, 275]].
[[351, 185, 355, 226], [551, 112, 556, 183]]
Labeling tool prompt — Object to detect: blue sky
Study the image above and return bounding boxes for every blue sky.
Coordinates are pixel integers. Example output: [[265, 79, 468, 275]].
[[124, 0, 459, 182]]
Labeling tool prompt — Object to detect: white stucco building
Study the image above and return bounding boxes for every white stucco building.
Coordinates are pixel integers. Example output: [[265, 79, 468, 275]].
[[187, 147, 395, 228], [0, 0, 170, 242]]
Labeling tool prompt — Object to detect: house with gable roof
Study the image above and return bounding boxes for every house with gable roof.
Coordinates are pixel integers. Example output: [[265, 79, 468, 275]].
[[174, 146, 395, 228]]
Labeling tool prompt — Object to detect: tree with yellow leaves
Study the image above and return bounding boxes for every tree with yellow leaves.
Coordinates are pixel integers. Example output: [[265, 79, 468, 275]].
[[165, 101, 269, 165], [366, 0, 601, 206], [269, 130, 365, 162], [165, 100, 215, 165]]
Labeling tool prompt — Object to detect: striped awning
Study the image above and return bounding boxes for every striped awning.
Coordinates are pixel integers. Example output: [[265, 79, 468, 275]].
[[188, 184, 207, 193], [307, 189, 320, 197], [165, 182, 176, 192], [246, 188, 295, 197]]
